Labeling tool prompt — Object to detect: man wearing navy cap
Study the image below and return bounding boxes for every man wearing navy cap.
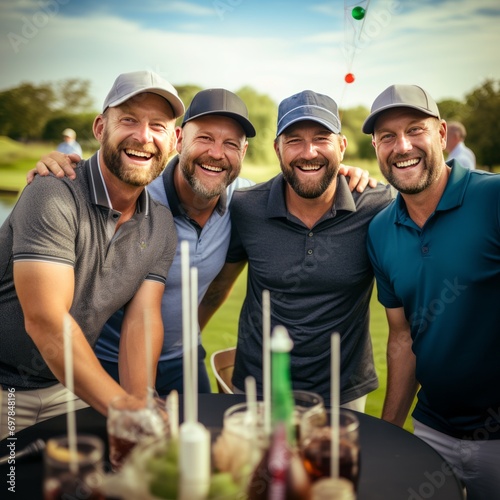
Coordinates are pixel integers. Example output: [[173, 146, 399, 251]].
[[201, 90, 393, 410], [364, 84, 500, 499], [0, 70, 181, 437]]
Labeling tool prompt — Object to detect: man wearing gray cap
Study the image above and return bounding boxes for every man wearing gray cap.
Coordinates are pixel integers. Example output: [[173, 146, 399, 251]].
[[364, 84, 500, 499], [0, 70, 181, 437], [200, 90, 393, 410]]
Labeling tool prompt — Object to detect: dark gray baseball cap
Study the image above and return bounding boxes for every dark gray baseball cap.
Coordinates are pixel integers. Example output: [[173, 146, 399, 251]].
[[102, 70, 185, 118], [276, 90, 341, 137], [362, 84, 440, 134], [182, 88, 256, 138]]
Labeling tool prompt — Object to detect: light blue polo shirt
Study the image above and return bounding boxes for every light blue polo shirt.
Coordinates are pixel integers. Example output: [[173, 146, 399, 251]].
[[367, 162, 500, 438], [95, 156, 254, 363]]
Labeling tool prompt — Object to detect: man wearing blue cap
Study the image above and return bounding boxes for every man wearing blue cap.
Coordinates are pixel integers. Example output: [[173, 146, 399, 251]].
[[364, 84, 500, 499], [0, 70, 182, 437], [201, 90, 393, 410]]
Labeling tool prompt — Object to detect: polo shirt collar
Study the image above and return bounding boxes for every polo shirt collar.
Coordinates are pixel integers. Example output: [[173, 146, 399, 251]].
[[394, 162, 469, 223], [267, 173, 357, 219], [161, 155, 227, 218], [87, 151, 150, 216]]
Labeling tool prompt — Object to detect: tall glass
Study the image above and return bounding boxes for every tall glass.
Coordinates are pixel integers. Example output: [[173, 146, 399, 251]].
[[300, 409, 360, 490], [107, 394, 169, 470], [292, 390, 325, 444], [43, 435, 105, 500]]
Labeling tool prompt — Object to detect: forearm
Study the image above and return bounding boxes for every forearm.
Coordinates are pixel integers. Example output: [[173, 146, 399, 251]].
[[382, 333, 419, 427], [118, 281, 165, 396], [381, 308, 419, 427], [27, 315, 126, 416]]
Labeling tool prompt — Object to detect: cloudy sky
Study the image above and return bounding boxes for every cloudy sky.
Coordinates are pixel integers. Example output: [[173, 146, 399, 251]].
[[1, 0, 499, 112]]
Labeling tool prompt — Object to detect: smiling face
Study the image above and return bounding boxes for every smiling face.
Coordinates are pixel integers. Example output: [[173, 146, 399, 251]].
[[94, 92, 176, 187], [176, 114, 248, 200], [372, 108, 447, 195], [275, 120, 346, 199]]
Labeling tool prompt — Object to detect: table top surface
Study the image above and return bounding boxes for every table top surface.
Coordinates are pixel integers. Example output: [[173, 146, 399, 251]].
[[0, 394, 464, 500]]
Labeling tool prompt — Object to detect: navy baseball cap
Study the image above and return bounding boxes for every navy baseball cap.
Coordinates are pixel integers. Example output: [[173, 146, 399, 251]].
[[102, 70, 185, 118], [362, 84, 440, 134], [182, 88, 256, 138], [276, 90, 341, 137]]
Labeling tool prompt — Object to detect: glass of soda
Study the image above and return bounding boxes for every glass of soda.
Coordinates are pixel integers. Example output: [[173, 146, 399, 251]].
[[300, 409, 360, 490], [43, 434, 105, 500], [106, 394, 169, 470]]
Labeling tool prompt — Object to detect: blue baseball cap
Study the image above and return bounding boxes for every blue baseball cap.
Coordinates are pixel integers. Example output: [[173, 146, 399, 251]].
[[276, 90, 341, 137]]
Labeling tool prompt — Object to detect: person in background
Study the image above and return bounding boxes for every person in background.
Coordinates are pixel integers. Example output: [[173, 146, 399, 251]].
[[0, 70, 181, 439], [363, 84, 500, 499], [445, 120, 476, 169], [29, 89, 376, 397], [199, 90, 393, 410], [57, 127, 83, 157]]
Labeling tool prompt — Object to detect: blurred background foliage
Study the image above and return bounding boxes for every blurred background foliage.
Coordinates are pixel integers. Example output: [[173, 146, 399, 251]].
[[0, 78, 499, 169]]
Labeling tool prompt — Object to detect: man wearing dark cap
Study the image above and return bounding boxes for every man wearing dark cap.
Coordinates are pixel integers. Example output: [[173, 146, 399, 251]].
[[0, 70, 182, 437], [200, 90, 393, 410], [364, 84, 500, 499]]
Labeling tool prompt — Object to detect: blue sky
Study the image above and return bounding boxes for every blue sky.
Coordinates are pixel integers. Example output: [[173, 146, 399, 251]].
[[1, 0, 500, 112]]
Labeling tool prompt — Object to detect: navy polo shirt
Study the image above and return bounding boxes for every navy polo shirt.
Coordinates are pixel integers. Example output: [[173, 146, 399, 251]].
[[367, 163, 500, 438]]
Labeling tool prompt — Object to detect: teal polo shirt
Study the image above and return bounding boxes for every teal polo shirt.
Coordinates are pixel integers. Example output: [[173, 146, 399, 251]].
[[367, 163, 500, 439]]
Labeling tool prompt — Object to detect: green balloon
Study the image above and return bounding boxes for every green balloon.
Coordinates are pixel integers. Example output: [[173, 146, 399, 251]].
[[352, 6, 365, 20]]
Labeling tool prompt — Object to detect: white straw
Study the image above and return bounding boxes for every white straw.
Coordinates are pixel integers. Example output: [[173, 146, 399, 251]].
[[181, 241, 193, 424], [245, 376, 257, 423], [331, 333, 340, 479], [166, 390, 179, 440], [262, 290, 271, 436], [144, 309, 153, 402], [63, 314, 78, 474], [190, 266, 199, 422]]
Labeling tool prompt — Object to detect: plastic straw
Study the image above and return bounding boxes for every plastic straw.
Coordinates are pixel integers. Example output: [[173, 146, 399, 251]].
[[181, 241, 193, 424], [262, 290, 271, 436], [190, 266, 199, 422], [166, 390, 179, 440], [331, 333, 340, 479], [245, 376, 257, 424], [63, 314, 78, 474]]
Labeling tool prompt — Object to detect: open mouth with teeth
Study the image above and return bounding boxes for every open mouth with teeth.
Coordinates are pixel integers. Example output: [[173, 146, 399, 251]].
[[125, 149, 153, 161], [200, 163, 224, 173], [296, 164, 322, 172], [394, 158, 420, 169]]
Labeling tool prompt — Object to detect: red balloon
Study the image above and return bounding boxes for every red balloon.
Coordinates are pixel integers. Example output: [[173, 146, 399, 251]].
[[344, 73, 355, 84]]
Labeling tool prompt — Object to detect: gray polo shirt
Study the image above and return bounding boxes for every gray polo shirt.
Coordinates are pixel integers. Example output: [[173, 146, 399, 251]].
[[0, 153, 177, 389], [227, 173, 393, 405]]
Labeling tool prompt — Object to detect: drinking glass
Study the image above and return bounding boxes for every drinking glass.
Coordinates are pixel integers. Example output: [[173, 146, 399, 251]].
[[300, 409, 360, 490], [107, 394, 169, 470], [43, 434, 105, 500]]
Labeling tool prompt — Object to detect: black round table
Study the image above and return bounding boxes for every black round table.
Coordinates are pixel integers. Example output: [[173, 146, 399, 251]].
[[0, 394, 464, 499]]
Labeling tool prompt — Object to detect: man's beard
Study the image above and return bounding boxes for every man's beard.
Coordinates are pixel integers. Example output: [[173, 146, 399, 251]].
[[381, 151, 441, 195], [101, 129, 167, 187], [279, 156, 339, 199], [179, 155, 238, 200]]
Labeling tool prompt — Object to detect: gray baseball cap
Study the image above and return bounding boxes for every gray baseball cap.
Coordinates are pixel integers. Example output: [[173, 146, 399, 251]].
[[102, 70, 185, 118], [182, 88, 256, 137], [276, 90, 341, 137], [362, 84, 440, 134]]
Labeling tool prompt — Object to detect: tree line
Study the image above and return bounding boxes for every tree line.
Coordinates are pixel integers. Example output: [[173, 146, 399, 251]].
[[0, 78, 498, 168]]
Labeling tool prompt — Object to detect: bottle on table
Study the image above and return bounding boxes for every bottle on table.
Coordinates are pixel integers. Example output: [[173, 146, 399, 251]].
[[247, 326, 311, 499]]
